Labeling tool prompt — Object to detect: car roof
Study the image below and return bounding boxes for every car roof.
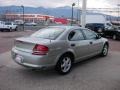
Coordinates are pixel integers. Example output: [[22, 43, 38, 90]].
[[48, 25, 85, 30]]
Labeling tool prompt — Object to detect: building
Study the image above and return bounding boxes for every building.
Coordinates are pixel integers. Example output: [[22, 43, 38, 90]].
[[5, 13, 55, 23], [54, 18, 69, 24]]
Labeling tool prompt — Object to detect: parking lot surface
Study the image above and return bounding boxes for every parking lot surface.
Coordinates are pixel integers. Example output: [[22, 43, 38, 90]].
[[0, 51, 120, 90], [0, 30, 35, 54], [0, 31, 120, 90]]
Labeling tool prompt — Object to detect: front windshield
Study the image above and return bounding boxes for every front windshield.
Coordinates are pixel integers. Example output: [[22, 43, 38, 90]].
[[5, 22, 11, 25], [31, 27, 65, 40]]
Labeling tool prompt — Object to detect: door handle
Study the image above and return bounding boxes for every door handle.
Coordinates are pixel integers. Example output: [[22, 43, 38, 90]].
[[71, 44, 75, 47], [89, 41, 93, 44]]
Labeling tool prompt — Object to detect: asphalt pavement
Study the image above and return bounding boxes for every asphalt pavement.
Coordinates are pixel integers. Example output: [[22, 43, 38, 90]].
[[0, 51, 120, 90], [0, 30, 35, 54], [0, 30, 120, 90]]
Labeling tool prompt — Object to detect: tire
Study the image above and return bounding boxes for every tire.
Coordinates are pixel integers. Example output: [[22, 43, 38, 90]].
[[55, 54, 73, 75], [100, 44, 109, 57], [1, 30, 4, 32], [112, 34, 117, 40], [9, 28, 12, 32], [15, 27, 18, 31]]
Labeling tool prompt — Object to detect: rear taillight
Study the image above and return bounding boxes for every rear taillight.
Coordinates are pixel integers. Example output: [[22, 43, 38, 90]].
[[32, 44, 49, 55]]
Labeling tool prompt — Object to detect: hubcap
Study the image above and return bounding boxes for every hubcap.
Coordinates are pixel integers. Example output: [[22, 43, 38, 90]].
[[103, 45, 108, 55], [61, 57, 71, 73]]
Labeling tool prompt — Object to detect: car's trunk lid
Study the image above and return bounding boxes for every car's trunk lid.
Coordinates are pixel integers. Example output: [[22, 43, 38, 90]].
[[14, 37, 51, 53]]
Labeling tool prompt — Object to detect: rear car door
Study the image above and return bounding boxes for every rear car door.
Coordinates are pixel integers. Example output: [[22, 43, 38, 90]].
[[82, 29, 103, 56], [68, 29, 90, 61]]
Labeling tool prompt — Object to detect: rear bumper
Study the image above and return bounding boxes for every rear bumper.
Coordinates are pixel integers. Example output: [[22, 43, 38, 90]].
[[11, 47, 56, 69]]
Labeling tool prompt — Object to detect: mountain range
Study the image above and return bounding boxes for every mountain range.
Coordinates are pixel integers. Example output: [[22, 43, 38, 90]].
[[0, 6, 78, 18], [0, 6, 118, 20]]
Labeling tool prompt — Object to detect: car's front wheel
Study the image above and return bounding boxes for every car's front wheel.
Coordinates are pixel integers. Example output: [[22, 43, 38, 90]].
[[9, 27, 12, 32], [100, 44, 109, 57], [55, 55, 72, 75]]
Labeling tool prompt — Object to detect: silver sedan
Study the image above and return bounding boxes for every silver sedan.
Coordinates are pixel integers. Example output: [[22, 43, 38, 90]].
[[11, 26, 109, 74]]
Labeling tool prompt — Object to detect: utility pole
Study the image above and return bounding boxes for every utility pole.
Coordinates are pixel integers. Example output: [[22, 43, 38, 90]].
[[21, 5, 24, 31], [77, 0, 80, 24], [71, 3, 75, 26], [81, 0, 87, 27], [117, 4, 120, 25]]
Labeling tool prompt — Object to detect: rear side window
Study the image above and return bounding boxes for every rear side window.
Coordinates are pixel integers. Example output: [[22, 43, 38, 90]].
[[68, 30, 85, 41], [31, 27, 65, 40]]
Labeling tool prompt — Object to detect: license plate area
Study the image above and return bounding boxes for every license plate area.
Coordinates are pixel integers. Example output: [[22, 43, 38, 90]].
[[15, 55, 24, 63]]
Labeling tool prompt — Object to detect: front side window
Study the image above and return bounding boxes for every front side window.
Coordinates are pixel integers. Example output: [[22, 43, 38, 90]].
[[83, 29, 97, 40], [68, 30, 85, 41]]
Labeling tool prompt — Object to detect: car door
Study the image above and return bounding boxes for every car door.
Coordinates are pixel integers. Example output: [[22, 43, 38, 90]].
[[82, 29, 103, 56], [68, 29, 90, 61]]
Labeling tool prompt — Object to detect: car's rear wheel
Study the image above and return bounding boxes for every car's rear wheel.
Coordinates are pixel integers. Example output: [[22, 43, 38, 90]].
[[112, 34, 117, 40], [55, 55, 72, 75], [15, 27, 18, 31], [100, 44, 108, 57]]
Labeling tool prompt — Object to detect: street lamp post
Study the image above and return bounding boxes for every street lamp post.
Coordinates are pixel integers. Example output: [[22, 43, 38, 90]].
[[71, 3, 75, 26], [21, 5, 24, 31]]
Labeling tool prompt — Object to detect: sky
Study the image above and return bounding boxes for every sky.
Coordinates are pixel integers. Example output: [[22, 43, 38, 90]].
[[0, 0, 119, 8], [0, 0, 119, 16]]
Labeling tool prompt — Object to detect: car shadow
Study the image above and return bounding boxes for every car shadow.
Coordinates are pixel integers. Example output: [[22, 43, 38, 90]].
[[17, 55, 107, 78], [72, 55, 108, 70]]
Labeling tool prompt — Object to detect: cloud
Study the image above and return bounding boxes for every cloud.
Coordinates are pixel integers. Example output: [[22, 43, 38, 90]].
[[0, 0, 78, 7], [0, 0, 118, 8], [106, 0, 120, 7]]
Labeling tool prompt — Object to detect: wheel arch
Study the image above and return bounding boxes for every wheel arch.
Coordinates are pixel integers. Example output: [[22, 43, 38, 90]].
[[104, 41, 109, 47], [55, 51, 75, 65]]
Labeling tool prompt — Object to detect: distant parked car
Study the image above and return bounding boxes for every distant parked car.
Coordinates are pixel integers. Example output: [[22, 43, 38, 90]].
[[14, 20, 24, 25], [103, 26, 120, 40], [11, 26, 109, 74], [5, 22, 18, 31], [0, 21, 17, 32], [85, 23, 116, 38], [25, 22, 37, 26], [85, 23, 105, 36]]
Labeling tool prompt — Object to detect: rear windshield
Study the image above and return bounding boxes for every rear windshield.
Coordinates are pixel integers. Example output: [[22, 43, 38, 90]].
[[31, 27, 65, 40]]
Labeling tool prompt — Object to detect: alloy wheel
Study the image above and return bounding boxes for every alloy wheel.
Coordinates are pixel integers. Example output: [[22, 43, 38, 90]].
[[61, 57, 72, 73], [102, 45, 108, 56]]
